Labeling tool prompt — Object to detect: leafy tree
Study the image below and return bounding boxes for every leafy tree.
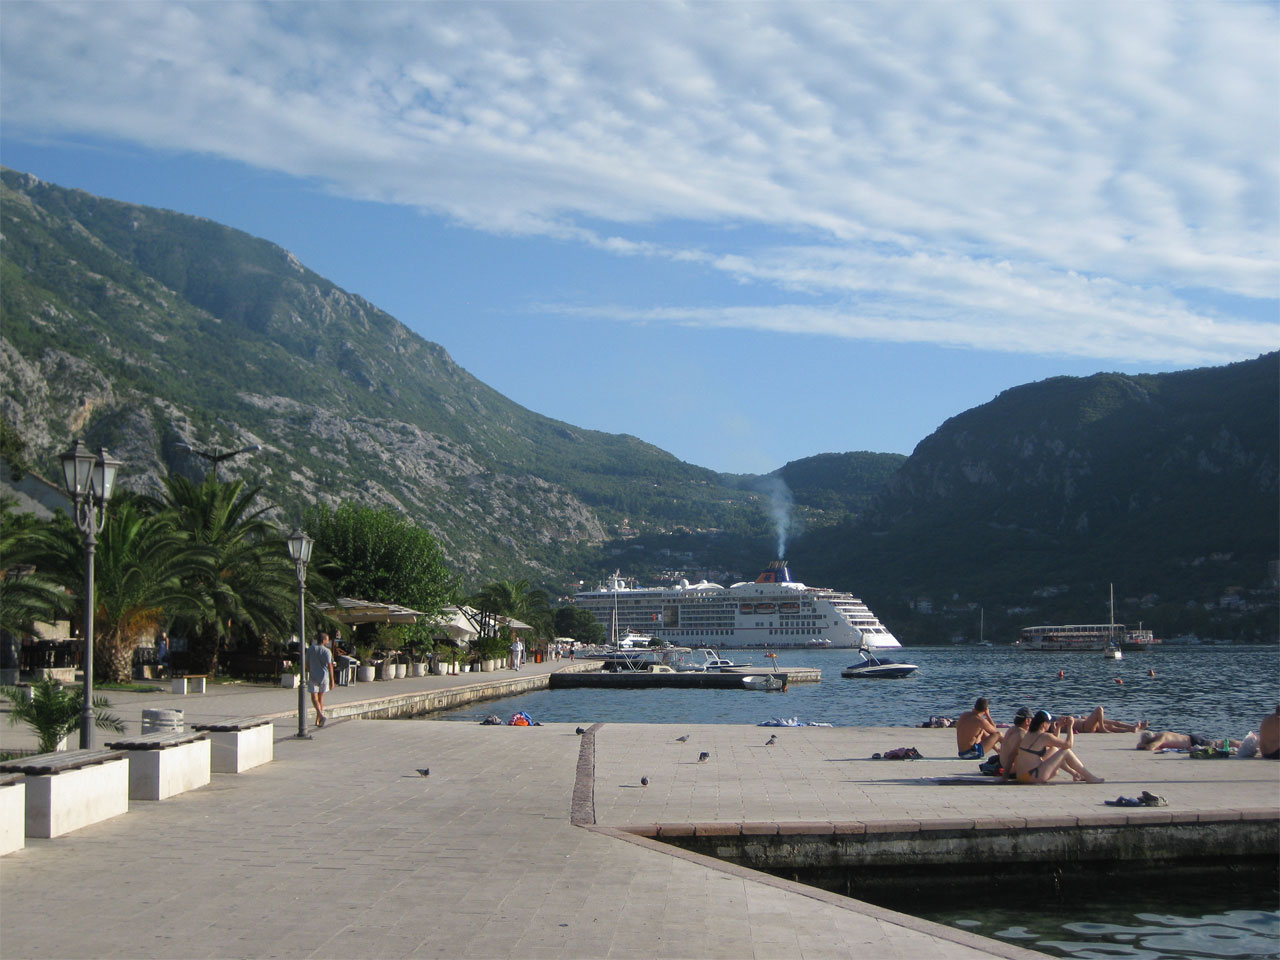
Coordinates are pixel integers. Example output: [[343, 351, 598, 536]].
[[552, 606, 606, 644], [305, 503, 455, 648], [27, 498, 207, 683], [1, 676, 125, 752], [151, 475, 296, 674]]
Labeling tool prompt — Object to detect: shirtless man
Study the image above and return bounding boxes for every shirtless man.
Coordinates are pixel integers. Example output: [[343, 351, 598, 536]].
[[1136, 731, 1240, 751], [956, 696, 1002, 760], [1258, 707, 1279, 759], [998, 706, 1033, 779], [1065, 706, 1147, 733]]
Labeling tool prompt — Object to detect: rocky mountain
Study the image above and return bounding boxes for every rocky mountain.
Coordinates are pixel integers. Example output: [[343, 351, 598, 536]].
[[0, 168, 897, 585]]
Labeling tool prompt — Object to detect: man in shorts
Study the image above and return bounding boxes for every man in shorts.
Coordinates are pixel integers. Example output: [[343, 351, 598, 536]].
[[308, 632, 335, 728], [955, 696, 1002, 760]]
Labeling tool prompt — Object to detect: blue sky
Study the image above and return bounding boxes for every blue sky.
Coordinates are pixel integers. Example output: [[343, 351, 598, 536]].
[[2, 2, 1276, 475]]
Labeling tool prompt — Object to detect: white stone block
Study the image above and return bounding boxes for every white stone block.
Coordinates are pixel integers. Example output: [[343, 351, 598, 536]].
[[25, 758, 130, 838], [0, 781, 26, 855], [207, 725, 273, 774], [127, 739, 211, 801]]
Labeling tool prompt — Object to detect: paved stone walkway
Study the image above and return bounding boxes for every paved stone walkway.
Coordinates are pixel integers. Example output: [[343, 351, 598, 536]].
[[2, 673, 1276, 959]]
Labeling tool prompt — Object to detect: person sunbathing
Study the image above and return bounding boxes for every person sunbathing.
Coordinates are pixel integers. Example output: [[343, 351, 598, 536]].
[[1260, 707, 1279, 760], [1064, 706, 1147, 733], [1136, 731, 1240, 751], [1016, 711, 1105, 784]]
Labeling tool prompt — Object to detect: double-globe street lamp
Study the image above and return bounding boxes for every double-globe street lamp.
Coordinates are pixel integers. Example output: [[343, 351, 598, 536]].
[[59, 439, 122, 749], [287, 529, 314, 739], [175, 441, 261, 480]]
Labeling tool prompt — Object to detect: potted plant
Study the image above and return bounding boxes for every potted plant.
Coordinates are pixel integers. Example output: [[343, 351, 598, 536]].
[[1, 677, 126, 753], [354, 644, 377, 683]]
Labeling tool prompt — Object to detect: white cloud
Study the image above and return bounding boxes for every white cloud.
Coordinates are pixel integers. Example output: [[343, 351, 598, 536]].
[[2, 0, 1276, 361]]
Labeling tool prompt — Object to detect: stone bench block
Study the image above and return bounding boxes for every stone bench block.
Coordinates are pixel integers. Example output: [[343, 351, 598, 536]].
[[24, 757, 130, 838], [124, 739, 211, 801], [0, 777, 25, 855], [202, 723, 273, 774]]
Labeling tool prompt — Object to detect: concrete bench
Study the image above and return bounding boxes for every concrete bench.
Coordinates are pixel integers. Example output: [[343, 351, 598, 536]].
[[0, 772, 25, 855], [191, 716, 275, 773], [104, 731, 211, 801], [0, 749, 129, 838], [172, 673, 208, 694]]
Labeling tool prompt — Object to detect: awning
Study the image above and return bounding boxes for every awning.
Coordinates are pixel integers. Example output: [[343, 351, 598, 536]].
[[422, 606, 480, 646], [316, 598, 424, 625]]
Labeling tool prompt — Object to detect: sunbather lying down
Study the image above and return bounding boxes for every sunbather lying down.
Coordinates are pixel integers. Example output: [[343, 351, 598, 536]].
[[1136, 731, 1241, 751], [1065, 706, 1147, 733]]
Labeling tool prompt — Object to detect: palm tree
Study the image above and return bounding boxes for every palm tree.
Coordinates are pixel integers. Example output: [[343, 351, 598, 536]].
[[468, 579, 552, 638], [0, 498, 71, 638], [25, 498, 206, 683], [1, 677, 125, 753], [153, 475, 295, 675]]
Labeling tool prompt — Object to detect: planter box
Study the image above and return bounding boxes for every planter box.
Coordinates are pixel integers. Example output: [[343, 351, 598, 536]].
[[394, 663, 407, 679], [280, 673, 300, 689], [379, 663, 395, 681], [411, 662, 427, 677], [357, 665, 377, 683]]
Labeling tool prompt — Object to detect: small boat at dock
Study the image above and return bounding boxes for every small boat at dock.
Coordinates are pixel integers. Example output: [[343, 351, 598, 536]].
[[741, 674, 784, 691]]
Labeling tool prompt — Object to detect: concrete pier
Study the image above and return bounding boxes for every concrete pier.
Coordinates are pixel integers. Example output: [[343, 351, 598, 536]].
[[1, 664, 1276, 959]]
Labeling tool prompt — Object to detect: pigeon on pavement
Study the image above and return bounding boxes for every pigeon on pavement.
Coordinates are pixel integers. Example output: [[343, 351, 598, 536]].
[[675, 734, 690, 742], [765, 735, 777, 746], [698, 752, 711, 763], [416, 768, 430, 777], [640, 776, 649, 786]]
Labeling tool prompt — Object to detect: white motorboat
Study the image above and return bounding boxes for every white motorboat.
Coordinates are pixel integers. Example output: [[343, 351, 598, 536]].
[[841, 648, 918, 679], [741, 674, 784, 691]]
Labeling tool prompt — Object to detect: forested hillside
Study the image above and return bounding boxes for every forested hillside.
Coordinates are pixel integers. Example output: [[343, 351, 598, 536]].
[[793, 356, 1279, 642]]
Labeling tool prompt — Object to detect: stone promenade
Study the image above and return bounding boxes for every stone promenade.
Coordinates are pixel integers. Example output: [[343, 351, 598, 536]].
[[1, 670, 1276, 959]]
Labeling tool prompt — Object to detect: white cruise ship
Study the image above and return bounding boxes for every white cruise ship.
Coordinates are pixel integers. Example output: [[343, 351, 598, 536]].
[[572, 560, 901, 651]]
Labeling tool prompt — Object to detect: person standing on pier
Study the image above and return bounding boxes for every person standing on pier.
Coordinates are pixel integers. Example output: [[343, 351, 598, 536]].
[[510, 636, 524, 671]]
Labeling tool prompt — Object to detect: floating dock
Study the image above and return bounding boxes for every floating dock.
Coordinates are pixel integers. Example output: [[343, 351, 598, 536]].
[[552, 666, 820, 689]]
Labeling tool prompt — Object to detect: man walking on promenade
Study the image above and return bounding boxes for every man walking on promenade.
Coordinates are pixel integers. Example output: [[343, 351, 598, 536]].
[[309, 633, 335, 728], [510, 636, 524, 671], [956, 696, 1002, 759]]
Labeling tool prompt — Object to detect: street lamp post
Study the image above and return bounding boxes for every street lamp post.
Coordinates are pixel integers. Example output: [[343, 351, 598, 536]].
[[59, 439, 122, 749], [175, 441, 261, 480], [287, 529, 314, 739]]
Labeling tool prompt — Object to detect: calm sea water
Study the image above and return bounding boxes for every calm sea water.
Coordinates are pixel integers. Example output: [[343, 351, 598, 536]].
[[433, 645, 1280, 735]]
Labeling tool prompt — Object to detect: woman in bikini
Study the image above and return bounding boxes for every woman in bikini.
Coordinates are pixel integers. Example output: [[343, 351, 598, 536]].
[[1016, 711, 1106, 785]]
